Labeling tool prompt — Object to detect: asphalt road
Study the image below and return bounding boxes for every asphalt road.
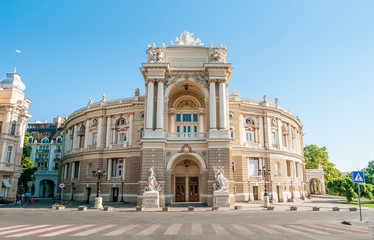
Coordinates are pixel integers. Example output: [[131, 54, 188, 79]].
[[0, 208, 373, 240]]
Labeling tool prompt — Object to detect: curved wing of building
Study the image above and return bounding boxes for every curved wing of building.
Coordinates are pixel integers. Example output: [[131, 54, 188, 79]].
[[60, 32, 305, 206]]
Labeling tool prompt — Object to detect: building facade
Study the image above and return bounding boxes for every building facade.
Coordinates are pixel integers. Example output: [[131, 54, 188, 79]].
[[0, 71, 31, 202], [27, 117, 65, 197], [60, 32, 306, 206]]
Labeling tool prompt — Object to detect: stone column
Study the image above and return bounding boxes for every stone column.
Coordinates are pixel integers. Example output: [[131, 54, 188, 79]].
[[97, 117, 103, 147], [73, 125, 78, 149], [146, 80, 155, 129], [209, 81, 216, 129], [71, 162, 75, 180], [107, 159, 112, 181], [129, 114, 133, 146], [199, 114, 204, 132], [259, 117, 264, 147], [156, 81, 164, 129], [84, 120, 90, 148], [288, 124, 292, 150], [239, 114, 244, 145], [219, 81, 227, 129], [106, 116, 112, 147], [170, 114, 175, 132], [277, 119, 282, 148]]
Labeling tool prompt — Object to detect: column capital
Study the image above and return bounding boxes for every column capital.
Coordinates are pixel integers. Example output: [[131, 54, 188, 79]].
[[208, 79, 217, 84], [156, 79, 165, 84]]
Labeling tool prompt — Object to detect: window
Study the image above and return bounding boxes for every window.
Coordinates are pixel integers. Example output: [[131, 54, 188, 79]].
[[111, 159, 125, 178], [182, 114, 191, 122], [193, 114, 198, 122], [119, 133, 126, 143], [73, 162, 80, 178], [246, 119, 253, 125], [176, 114, 181, 122], [10, 123, 16, 135], [64, 163, 69, 179], [286, 161, 292, 177], [56, 146, 61, 152], [232, 161, 235, 172], [230, 128, 234, 139], [42, 138, 49, 143], [92, 133, 97, 145], [248, 159, 259, 177], [177, 126, 180, 133], [87, 163, 92, 176], [139, 128, 144, 139], [56, 137, 62, 143], [275, 162, 280, 176], [6, 146, 13, 163], [28, 137, 33, 143], [119, 119, 126, 125], [271, 132, 276, 145], [0, 121, 2, 133], [194, 126, 197, 133], [246, 132, 253, 142]]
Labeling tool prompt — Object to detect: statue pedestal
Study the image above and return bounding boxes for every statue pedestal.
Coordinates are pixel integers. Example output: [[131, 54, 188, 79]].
[[263, 195, 270, 208], [213, 190, 230, 207], [94, 197, 103, 209], [142, 191, 159, 208]]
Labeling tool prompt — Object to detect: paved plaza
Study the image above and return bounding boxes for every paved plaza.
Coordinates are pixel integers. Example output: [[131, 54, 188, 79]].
[[0, 197, 373, 239]]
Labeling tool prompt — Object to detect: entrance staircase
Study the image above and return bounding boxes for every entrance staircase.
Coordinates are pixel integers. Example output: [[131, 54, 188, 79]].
[[167, 202, 207, 208]]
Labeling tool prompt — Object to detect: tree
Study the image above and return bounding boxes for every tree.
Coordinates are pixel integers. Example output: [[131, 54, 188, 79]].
[[327, 177, 357, 201], [364, 160, 374, 185], [18, 132, 37, 193], [304, 144, 342, 182]]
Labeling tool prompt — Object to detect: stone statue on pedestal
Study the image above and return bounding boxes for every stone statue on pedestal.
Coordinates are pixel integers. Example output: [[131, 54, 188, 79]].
[[213, 166, 230, 192], [144, 166, 161, 192]]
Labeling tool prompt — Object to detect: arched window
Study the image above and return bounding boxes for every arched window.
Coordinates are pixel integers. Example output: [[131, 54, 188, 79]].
[[173, 98, 200, 136], [139, 128, 144, 139], [78, 126, 85, 148], [42, 138, 49, 143], [230, 128, 234, 139], [28, 137, 33, 143], [56, 137, 62, 143], [114, 118, 128, 144]]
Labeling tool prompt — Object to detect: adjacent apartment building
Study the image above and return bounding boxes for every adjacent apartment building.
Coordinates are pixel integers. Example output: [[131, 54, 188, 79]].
[[27, 117, 65, 197], [0, 71, 31, 202]]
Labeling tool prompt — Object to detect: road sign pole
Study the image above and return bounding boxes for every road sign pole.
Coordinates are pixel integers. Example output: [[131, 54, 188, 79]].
[[358, 183, 362, 221]]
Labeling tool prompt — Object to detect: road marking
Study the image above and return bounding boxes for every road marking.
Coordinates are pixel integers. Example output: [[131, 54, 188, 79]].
[[164, 224, 182, 235], [286, 225, 319, 234], [178, 223, 191, 234], [288, 225, 328, 235], [266, 224, 295, 234], [151, 224, 171, 235], [242, 224, 271, 234], [0, 225, 50, 236], [5, 225, 70, 237], [136, 224, 161, 235], [304, 225, 342, 234], [71, 224, 116, 236], [0, 225, 29, 232], [317, 224, 368, 234], [253, 224, 280, 234], [231, 224, 255, 234], [211, 224, 228, 234], [191, 224, 203, 235], [103, 224, 139, 236], [39, 225, 96, 237]]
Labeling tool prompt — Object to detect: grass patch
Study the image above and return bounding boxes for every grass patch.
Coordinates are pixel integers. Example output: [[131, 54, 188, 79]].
[[338, 200, 374, 208]]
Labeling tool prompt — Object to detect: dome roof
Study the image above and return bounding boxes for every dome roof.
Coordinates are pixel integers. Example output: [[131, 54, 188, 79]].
[[0, 73, 25, 93]]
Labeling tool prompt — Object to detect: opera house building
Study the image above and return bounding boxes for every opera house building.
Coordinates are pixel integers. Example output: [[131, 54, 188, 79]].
[[59, 32, 306, 206]]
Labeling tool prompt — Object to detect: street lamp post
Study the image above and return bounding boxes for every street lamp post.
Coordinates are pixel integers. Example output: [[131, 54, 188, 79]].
[[270, 180, 274, 202], [259, 166, 271, 207], [92, 169, 106, 209], [120, 180, 125, 203]]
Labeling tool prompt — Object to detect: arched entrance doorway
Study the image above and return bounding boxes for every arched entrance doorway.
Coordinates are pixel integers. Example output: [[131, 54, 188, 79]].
[[309, 178, 322, 195], [170, 156, 202, 202], [39, 180, 55, 197]]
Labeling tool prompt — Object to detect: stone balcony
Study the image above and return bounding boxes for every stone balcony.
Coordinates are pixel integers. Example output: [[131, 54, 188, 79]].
[[0, 162, 22, 173], [165, 132, 207, 141]]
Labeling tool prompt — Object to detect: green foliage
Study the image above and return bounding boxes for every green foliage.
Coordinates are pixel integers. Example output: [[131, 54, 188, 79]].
[[18, 131, 37, 193], [364, 160, 374, 185], [327, 177, 358, 202], [304, 144, 342, 182], [327, 176, 374, 202]]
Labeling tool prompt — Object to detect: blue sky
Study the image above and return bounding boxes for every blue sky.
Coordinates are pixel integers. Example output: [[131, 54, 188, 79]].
[[1, 0, 373, 172]]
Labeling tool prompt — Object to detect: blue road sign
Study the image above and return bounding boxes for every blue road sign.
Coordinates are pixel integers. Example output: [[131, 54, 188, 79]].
[[352, 171, 365, 183]]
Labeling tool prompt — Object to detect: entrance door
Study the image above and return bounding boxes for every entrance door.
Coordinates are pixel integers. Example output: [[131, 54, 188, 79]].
[[189, 177, 199, 202], [112, 188, 119, 202], [175, 177, 185, 202], [276, 186, 282, 202], [253, 186, 259, 200], [86, 188, 91, 204]]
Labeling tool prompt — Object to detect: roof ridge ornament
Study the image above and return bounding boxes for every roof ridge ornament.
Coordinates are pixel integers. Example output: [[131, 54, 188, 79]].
[[171, 31, 203, 46]]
